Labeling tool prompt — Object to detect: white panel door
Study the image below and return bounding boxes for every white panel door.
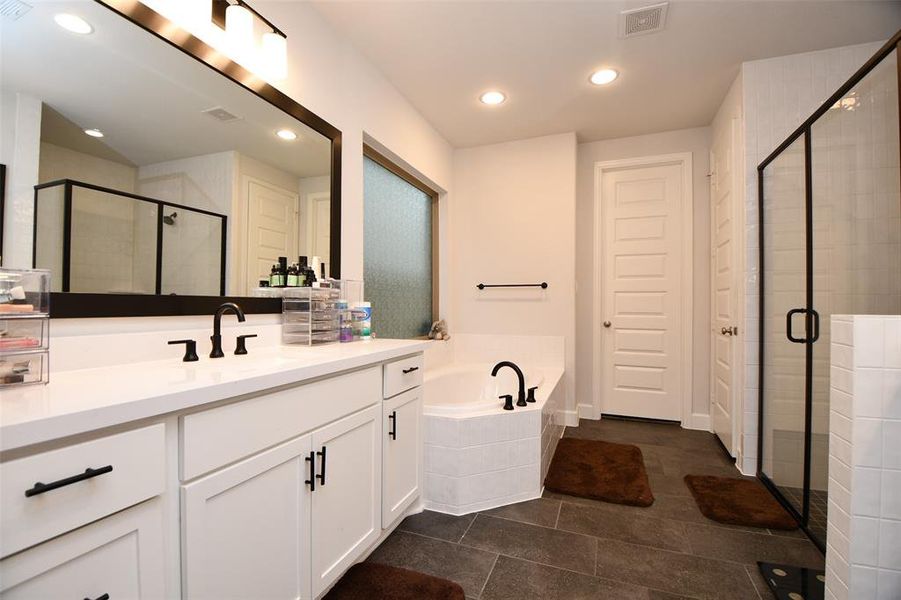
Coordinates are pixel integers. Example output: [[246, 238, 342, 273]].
[[311, 406, 381, 598], [182, 434, 313, 600], [0, 499, 166, 600], [602, 163, 684, 421], [246, 179, 299, 291], [310, 192, 331, 268], [711, 119, 741, 455], [382, 388, 422, 527]]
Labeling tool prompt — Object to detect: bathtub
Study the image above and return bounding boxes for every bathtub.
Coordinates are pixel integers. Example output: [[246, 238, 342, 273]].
[[421, 362, 565, 515], [423, 363, 545, 416]]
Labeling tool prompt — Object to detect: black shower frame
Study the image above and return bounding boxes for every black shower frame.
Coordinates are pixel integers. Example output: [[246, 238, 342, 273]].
[[756, 30, 901, 554], [32, 178, 228, 296]]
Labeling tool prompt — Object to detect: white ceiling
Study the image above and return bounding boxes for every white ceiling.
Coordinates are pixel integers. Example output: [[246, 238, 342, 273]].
[[311, 0, 901, 147], [2, 1, 331, 178]]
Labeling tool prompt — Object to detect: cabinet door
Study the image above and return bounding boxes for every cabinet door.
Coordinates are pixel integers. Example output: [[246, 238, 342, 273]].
[[0, 498, 166, 599], [382, 388, 422, 527], [310, 405, 381, 598], [182, 434, 313, 600]]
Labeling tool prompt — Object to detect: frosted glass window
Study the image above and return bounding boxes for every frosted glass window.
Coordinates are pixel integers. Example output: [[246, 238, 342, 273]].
[[364, 156, 433, 339]]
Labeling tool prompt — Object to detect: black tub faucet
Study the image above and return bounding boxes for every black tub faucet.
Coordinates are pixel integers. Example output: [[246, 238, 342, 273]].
[[491, 361, 526, 407], [211, 302, 245, 358]]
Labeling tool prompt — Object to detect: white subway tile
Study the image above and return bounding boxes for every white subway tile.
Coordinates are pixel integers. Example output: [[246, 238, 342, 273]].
[[878, 519, 901, 570]]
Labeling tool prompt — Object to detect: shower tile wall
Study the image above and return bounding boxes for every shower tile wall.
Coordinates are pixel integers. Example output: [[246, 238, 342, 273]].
[[740, 40, 888, 475], [826, 315, 901, 600]]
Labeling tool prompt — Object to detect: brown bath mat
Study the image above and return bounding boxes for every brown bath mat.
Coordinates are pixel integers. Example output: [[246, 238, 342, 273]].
[[684, 475, 798, 530], [324, 562, 465, 600], [544, 437, 654, 507]]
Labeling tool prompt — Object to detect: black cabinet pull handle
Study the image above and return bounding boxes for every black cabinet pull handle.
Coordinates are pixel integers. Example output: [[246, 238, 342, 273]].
[[388, 411, 397, 440], [84, 594, 110, 600], [402, 366, 419, 374], [316, 446, 327, 486], [25, 465, 113, 498], [305, 451, 316, 492]]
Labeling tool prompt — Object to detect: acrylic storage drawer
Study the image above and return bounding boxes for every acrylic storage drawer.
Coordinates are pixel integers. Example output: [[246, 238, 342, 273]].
[[0, 351, 49, 387], [0, 318, 49, 353], [282, 331, 339, 345], [0, 269, 50, 317]]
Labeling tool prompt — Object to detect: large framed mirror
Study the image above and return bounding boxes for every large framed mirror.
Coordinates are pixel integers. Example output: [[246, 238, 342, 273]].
[[1, 0, 341, 317]]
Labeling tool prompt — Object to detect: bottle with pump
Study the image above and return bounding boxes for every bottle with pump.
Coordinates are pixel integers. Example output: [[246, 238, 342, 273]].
[[286, 264, 299, 287], [268, 265, 280, 288]]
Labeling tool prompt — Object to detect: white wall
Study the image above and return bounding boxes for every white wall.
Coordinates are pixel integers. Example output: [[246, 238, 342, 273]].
[[451, 133, 577, 424], [738, 40, 885, 474], [258, 1, 454, 281], [576, 127, 711, 427]]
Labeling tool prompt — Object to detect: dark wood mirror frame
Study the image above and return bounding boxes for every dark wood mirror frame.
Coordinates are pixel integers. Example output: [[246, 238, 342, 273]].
[[40, 0, 342, 318]]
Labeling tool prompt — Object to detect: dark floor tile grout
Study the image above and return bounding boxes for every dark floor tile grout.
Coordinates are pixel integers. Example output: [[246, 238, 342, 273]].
[[744, 564, 765, 600], [475, 553, 500, 599], [554, 499, 563, 529], [457, 513, 477, 543]]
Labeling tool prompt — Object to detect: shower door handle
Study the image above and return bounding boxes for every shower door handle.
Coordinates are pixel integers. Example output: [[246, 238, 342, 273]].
[[786, 308, 819, 343]]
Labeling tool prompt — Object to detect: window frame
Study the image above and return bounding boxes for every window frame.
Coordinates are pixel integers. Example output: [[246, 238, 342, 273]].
[[362, 144, 440, 336]]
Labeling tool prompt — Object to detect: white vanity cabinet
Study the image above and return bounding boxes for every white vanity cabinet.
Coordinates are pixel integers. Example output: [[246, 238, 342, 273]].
[[182, 434, 314, 600], [0, 347, 426, 600], [0, 498, 166, 599], [382, 386, 422, 527], [310, 405, 381, 598]]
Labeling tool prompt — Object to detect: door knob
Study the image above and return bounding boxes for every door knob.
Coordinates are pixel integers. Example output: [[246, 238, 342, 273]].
[[721, 326, 737, 336], [603, 321, 612, 328]]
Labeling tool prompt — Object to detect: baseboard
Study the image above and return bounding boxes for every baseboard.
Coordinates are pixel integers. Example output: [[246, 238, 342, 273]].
[[560, 409, 580, 427], [577, 403, 597, 420], [684, 412, 711, 432]]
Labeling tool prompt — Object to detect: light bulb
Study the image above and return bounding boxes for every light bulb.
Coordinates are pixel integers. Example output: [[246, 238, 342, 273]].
[[590, 69, 618, 86], [225, 4, 254, 52], [170, 0, 212, 31], [262, 32, 287, 80], [479, 91, 506, 105], [54, 13, 93, 34]]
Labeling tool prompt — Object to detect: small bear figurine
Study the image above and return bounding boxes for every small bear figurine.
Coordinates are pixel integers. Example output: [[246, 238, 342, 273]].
[[428, 320, 451, 341]]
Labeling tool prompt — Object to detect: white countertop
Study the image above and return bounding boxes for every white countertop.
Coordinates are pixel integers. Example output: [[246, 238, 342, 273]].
[[0, 339, 429, 453]]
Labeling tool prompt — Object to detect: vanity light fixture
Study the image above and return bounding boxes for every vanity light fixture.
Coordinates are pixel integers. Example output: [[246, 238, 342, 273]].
[[137, 0, 289, 82], [590, 68, 619, 86], [276, 129, 297, 141], [54, 13, 93, 35], [479, 91, 506, 105], [83, 128, 104, 138]]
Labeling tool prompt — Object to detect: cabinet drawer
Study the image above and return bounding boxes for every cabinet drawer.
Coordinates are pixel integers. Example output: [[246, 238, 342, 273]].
[[0, 424, 166, 558], [181, 366, 381, 480], [0, 498, 166, 599], [383, 354, 424, 399]]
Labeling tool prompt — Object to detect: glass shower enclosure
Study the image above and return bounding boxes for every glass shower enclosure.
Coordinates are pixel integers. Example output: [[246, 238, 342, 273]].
[[758, 36, 901, 551]]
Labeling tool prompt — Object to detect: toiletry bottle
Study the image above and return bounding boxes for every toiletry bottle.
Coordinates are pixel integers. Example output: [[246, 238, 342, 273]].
[[297, 256, 309, 287], [278, 257, 289, 288], [352, 302, 372, 340], [269, 265, 280, 288], [337, 300, 353, 342], [286, 264, 299, 287]]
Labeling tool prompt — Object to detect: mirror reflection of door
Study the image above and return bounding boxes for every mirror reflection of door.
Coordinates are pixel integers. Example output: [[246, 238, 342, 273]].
[[245, 179, 299, 294]]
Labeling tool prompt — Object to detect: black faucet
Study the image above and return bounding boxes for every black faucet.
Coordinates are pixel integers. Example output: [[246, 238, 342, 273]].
[[210, 302, 245, 358], [491, 361, 526, 407]]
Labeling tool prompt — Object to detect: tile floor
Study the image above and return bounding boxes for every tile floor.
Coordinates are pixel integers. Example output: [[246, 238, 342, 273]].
[[365, 418, 826, 599]]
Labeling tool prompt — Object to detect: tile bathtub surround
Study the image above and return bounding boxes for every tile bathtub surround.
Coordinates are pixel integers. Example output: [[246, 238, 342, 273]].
[[423, 373, 563, 515], [826, 315, 901, 600], [370, 418, 823, 600]]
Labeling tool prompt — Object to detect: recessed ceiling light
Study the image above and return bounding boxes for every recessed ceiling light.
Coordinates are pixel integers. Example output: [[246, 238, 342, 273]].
[[83, 128, 104, 138], [479, 91, 506, 105], [590, 68, 619, 86], [276, 129, 297, 141], [54, 13, 93, 35]]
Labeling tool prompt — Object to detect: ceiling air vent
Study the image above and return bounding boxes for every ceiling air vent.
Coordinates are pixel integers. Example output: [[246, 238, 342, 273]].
[[0, 0, 32, 21], [201, 106, 242, 123], [619, 2, 668, 38]]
